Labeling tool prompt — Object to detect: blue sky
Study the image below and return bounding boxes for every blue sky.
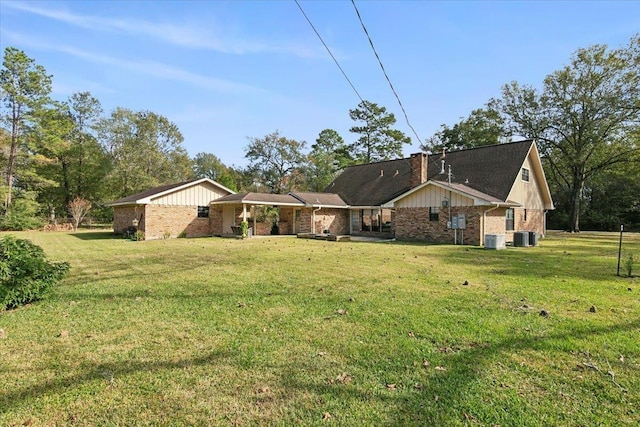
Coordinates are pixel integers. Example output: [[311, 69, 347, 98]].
[[1, 1, 638, 168]]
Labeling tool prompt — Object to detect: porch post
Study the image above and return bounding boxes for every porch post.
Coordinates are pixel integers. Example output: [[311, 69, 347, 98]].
[[242, 204, 247, 221]]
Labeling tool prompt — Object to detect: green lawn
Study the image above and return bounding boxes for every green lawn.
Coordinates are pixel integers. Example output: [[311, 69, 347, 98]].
[[1, 230, 639, 426]]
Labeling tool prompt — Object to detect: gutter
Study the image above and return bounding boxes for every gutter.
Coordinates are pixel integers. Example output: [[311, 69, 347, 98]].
[[312, 206, 322, 234], [481, 203, 503, 246]]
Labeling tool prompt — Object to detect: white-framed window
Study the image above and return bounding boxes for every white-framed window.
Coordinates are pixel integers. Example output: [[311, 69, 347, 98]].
[[506, 208, 514, 231], [429, 207, 440, 222], [521, 168, 530, 182]]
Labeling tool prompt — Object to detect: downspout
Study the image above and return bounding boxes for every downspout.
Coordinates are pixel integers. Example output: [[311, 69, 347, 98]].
[[312, 206, 322, 235], [482, 203, 501, 246]]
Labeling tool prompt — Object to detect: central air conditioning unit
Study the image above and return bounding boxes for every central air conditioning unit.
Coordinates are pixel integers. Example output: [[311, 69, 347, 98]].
[[484, 234, 506, 250], [514, 231, 530, 247]]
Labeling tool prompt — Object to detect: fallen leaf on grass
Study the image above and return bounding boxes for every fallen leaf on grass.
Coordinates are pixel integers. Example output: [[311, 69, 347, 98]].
[[435, 366, 447, 371], [422, 359, 430, 367], [58, 330, 69, 338], [322, 412, 331, 420], [0, 329, 6, 339], [336, 309, 347, 315], [331, 372, 353, 385], [386, 383, 397, 390]]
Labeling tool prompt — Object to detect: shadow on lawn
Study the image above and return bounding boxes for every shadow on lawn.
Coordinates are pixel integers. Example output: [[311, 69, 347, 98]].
[[278, 318, 640, 424], [2, 320, 639, 424], [69, 231, 119, 240]]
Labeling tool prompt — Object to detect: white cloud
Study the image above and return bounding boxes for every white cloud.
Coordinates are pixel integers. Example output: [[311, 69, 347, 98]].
[[1, 30, 270, 95], [3, 1, 322, 58]]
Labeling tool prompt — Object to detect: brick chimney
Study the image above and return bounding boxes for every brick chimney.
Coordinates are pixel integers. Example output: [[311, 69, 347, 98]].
[[409, 152, 427, 187]]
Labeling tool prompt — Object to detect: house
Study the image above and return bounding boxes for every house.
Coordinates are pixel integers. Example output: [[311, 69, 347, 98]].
[[114, 140, 553, 246], [327, 139, 554, 245], [210, 139, 552, 246], [106, 178, 235, 240]]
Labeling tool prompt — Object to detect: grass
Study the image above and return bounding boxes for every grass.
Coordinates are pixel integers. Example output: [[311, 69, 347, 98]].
[[1, 230, 639, 426]]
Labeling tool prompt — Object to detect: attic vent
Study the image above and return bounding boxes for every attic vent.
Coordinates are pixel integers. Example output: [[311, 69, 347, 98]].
[[380, 169, 384, 177], [465, 178, 469, 184], [394, 170, 399, 176]]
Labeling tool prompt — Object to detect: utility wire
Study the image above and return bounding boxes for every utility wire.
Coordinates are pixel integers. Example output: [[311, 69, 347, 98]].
[[294, 0, 365, 104], [350, 0, 423, 145]]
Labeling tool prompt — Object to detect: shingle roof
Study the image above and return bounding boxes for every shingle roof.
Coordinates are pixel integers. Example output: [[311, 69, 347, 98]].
[[325, 140, 535, 206], [323, 157, 413, 206], [427, 140, 534, 201], [212, 192, 304, 206], [290, 192, 348, 207], [211, 191, 348, 208]]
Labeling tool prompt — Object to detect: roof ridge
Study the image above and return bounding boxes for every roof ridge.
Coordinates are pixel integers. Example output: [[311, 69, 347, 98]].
[[429, 139, 534, 157]]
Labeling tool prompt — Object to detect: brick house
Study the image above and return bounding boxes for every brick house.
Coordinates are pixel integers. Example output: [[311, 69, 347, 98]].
[[327, 139, 554, 245], [107, 178, 235, 240], [113, 140, 553, 246]]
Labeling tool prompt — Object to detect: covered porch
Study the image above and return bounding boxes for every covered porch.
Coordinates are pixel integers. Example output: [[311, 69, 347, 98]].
[[209, 191, 350, 238]]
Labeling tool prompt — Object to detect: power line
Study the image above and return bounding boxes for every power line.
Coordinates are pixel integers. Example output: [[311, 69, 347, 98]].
[[294, 0, 366, 104], [350, 0, 424, 145]]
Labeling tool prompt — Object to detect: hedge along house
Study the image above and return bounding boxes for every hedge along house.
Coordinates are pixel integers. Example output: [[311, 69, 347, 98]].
[[326, 139, 554, 245], [209, 191, 349, 236], [107, 178, 235, 239]]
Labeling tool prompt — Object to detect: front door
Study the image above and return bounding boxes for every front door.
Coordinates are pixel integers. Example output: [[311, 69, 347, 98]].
[[294, 209, 301, 234], [222, 206, 235, 234]]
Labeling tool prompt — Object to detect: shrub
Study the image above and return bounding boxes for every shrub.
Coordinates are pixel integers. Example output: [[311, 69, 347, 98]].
[[625, 253, 635, 277], [240, 221, 249, 238], [0, 236, 70, 310]]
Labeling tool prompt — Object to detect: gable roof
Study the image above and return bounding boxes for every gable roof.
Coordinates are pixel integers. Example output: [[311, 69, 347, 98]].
[[106, 178, 235, 207], [325, 139, 539, 207], [427, 139, 535, 201]]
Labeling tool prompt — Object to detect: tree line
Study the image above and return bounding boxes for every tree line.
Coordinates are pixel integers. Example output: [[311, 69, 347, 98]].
[[2, 34, 639, 232], [0, 46, 410, 229]]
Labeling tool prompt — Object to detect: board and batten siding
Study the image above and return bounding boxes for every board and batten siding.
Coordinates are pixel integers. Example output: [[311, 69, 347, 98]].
[[395, 184, 473, 208], [505, 155, 545, 209], [149, 183, 228, 206]]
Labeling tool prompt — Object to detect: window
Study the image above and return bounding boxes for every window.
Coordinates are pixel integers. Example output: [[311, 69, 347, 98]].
[[429, 206, 440, 222], [521, 168, 530, 182], [197, 206, 210, 218], [506, 208, 514, 231]]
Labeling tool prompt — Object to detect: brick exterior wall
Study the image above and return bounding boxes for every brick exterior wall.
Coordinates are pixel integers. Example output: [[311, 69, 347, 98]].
[[395, 206, 546, 246], [395, 206, 483, 245], [209, 206, 223, 235], [113, 206, 145, 234], [144, 205, 210, 239], [311, 208, 350, 235]]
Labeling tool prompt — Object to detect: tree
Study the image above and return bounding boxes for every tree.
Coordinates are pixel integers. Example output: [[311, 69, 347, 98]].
[[422, 107, 511, 153], [66, 92, 108, 204], [245, 131, 307, 193], [348, 100, 410, 163], [0, 47, 52, 209], [306, 129, 349, 191], [492, 35, 640, 232], [98, 108, 190, 198], [68, 196, 91, 231], [192, 152, 237, 190]]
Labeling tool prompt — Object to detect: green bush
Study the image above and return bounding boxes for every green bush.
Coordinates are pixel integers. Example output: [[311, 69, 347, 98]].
[[0, 235, 70, 310], [0, 198, 45, 231]]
